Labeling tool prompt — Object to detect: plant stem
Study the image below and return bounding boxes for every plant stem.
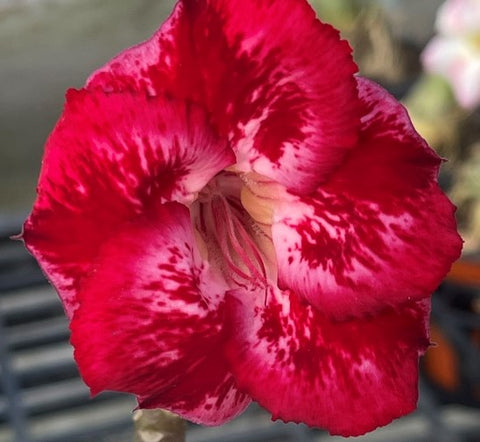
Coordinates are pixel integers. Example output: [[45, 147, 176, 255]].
[[133, 409, 186, 442]]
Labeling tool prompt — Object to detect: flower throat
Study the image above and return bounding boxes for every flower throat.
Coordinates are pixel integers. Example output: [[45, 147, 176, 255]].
[[190, 171, 276, 291]]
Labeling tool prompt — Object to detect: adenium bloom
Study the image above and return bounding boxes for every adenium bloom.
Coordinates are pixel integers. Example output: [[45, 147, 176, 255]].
[[422, 0, 480, 109], [23, 0, 462, 437]]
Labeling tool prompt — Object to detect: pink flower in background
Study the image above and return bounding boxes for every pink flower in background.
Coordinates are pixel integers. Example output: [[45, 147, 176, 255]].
[[422, 0, 480, 109], [22, 0, 462, 437]]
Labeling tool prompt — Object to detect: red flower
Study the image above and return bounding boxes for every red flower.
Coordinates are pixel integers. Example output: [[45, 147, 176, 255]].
[[22, 0, 462, 436]]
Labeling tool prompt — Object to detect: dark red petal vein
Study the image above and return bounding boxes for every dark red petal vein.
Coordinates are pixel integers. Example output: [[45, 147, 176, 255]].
[[22, 89, 233, 317], [71, 202, 250, 425], [87, 0, 360, 193], [225, 287, 430, 436], [272, 78, 462, 319]]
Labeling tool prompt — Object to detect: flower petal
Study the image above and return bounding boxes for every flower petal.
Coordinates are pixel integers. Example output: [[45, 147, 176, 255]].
[[435, 0, 480, 36], [422, 37, 480, 109], [22, 89, 233, 317], [87, 0, 360, 193], [71, 202, 250, 425], [225, 287, 430, 436], [272, 78, 462, 319]]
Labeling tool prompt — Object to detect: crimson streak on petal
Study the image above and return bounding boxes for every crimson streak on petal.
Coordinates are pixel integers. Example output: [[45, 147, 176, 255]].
[[225, 287, 430, 436], [272, 78, 463, 319], [71, 202, 250, 425], [87, 0, 360, 193], [22, 90, 233, 317]]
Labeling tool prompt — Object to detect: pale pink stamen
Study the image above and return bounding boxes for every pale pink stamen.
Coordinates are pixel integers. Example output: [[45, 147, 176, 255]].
[[191, 172, 271, 291]]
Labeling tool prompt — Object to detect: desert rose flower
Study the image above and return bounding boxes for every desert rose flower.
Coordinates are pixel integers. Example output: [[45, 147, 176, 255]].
[[422, 0, 480, 109], [22, 0, 462, 436]]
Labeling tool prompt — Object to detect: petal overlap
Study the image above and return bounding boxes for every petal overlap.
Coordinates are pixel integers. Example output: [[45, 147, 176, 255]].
[[23, 89, 233, 316], [87, 0, 360, 193], [71, 202, 250, 424], [272, 78, 463, 319], [225, 287, 430, 436]]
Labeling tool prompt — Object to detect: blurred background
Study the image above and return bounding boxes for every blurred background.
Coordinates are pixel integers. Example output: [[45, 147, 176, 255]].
[[1, 0, 479, 441]]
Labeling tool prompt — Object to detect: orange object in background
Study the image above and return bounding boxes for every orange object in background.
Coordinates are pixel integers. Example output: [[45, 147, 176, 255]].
[[424, 324, 460, 392], [446, 254, 480, 287], [422, 254, 480, 405]]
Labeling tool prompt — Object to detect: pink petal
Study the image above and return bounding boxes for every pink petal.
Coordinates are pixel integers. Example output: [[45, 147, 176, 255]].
[[272, 78, 462, 319], [422, 37, 480, 109], [22, 89, 233, 317], [225, 287, 431, 436], [422, 36, 460, 73], [71, 202, 250, 425], [87, 0, 360, 193], [436, 0, 480, 36], [456, 58, 480, 109]]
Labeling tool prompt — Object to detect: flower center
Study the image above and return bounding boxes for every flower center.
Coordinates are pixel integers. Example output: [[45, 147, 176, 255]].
[[190, 171, 277, 291]]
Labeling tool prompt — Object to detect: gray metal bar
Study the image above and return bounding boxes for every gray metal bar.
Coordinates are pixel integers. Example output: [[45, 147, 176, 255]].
[[0, 309, 31, 442]]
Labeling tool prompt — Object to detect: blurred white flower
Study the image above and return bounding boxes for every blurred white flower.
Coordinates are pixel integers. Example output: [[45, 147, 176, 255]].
[[422, 0, 480, 109]]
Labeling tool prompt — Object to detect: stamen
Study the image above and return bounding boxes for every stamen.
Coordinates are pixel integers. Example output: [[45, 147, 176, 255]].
[[231, 215, 268, 283], [212, 196, 267, 289], [191, 172, 273, 291], [210, 197, 254, 282]]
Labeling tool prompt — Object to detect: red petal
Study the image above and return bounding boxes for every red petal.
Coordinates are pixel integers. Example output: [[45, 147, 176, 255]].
[[225, 287, 430, 436], [71, 202, 250, 425], [22, 89, 233, 317], [272, 78, 462, 319], [87, 0, 360, 193]]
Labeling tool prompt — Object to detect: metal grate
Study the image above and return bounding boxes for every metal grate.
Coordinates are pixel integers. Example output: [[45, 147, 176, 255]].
[[1, 216, 480, 442], [0, 218, 136, 442]]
